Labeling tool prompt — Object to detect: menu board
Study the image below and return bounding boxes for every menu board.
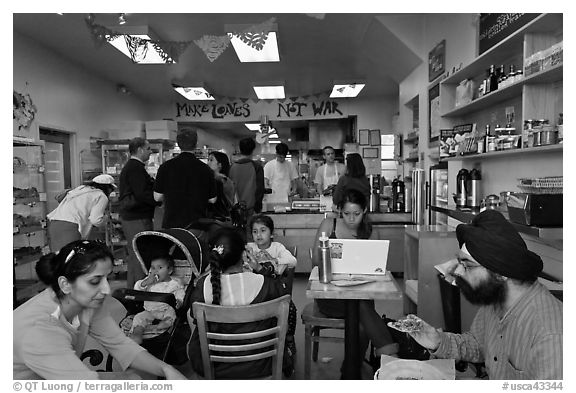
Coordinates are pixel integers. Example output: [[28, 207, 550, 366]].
[[479, 13, 540, 54]]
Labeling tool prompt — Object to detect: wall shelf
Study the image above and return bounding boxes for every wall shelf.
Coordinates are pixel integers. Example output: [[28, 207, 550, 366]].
[[442, 143, 562, 161], [429, 205, 562, 239], [442, 63, 563, 118]]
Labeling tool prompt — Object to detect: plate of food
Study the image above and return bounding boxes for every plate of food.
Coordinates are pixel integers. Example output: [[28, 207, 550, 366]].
[[387, 316, 424, 333]]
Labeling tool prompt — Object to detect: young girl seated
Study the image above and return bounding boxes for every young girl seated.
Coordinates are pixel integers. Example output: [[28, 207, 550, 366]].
[[128, 255, 185, 344], [188, 227, 289, 379], [244, 214, 298, 376]]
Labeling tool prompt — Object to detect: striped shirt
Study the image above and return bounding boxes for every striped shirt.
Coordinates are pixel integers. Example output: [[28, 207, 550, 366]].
[[432, 281, 562, 380]]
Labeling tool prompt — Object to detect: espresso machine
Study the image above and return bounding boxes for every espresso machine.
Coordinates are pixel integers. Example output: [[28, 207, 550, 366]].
[[369, 174, 381, 212], [391, 177, 405, 212]]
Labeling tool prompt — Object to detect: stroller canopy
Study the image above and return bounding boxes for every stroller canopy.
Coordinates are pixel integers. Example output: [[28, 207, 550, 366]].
[[133, 228, 207, 282]]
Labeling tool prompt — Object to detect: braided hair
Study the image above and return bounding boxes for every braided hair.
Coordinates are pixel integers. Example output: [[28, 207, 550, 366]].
[[208, 228, 246, 305]]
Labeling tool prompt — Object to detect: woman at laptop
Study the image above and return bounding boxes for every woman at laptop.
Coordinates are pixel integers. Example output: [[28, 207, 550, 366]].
[[312, 189, 398, 365]]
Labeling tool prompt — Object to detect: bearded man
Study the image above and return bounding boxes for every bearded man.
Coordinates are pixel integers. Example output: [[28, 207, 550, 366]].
[[409, 210, 562, 380]]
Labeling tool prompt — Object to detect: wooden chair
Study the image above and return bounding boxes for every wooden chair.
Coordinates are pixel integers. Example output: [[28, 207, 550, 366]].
[[192, 294, 291, 379], [300, 248, 345, 379]]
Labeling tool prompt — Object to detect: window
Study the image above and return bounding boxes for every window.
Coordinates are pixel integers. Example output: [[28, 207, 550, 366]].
[[380, 132, 398, 184]]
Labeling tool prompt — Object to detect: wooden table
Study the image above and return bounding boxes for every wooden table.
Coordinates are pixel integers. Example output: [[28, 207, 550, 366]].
[[305, 267, 403, 379]]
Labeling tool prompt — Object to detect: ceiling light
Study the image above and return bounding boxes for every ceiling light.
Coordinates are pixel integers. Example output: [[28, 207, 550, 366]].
[[269, 140, 281, 144], [330, 83, 366, 98], [118, 13, 127, 25], [245, 123, 261, 131], [226, 23, 280, 63], [253, 85, 285, 100], [106, 26, 174, 64], [173, 85, 215, 101]]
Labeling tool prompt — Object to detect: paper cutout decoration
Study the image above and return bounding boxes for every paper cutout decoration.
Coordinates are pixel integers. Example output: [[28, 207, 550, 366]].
[[231, 17, 276, 51], [13, 90, 37, 130], [194, 35, 231, 62]]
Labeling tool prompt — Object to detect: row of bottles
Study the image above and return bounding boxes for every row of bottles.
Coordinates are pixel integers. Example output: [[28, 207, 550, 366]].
[[478, 64, 523, 98]]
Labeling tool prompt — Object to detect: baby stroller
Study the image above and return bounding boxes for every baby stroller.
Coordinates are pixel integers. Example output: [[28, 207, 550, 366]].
[[114, 228, 209, 365]]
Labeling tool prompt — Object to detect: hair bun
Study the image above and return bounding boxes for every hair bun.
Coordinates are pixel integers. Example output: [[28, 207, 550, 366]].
[[35, 252, 60, 285]]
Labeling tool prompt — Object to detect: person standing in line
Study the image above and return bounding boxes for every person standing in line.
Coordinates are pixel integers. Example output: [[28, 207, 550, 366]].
[[119, 137, 158, 288], [332, 152, 370, 208], [314, 145, 345, 196], [47, 174, 116, 252], [408, 210, 562, 380], [206, 151, 237, 221], [229, 137, 265, 215], [153, 128, 217, 229], [263, 142, 298, 204]]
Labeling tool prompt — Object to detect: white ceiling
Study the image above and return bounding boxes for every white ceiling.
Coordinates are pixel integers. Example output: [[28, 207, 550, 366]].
[[13, 13, 423, 139]]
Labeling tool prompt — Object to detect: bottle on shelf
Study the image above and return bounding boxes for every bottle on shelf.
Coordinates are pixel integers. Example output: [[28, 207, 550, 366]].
[[507, 64, 516, 85], [318, 232, 332, 284], [498, 64, 507, 87], [483, 67, 492, 95], [489, 65, 499, 92]]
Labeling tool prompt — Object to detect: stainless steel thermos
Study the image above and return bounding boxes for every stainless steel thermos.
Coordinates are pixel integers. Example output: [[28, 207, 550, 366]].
[[318, 232, 332, 284], [392, 177, 405, 212], [456, 168, 469, 208], [467, 168, 482, 208]]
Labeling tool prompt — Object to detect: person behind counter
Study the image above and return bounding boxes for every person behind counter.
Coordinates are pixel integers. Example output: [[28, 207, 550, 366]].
[[263, 142, 298, 204], [13, 240, 187, 380], [332, 153, 370, 209], [47, 174, 116, 252], [408, 210, 562, 380], [313, 189, 398, 373], [314, 145, 345, 197]]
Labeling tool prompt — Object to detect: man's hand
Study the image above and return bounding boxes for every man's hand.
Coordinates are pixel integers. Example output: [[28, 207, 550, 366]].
[[406, 314, 442, 351]]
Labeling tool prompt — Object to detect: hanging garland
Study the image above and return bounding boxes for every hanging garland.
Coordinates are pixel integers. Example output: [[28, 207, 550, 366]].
[[84, 14, 276, 64]]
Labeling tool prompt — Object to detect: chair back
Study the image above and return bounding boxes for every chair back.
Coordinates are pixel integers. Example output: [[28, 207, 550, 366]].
[[192, 295, 291, 379]]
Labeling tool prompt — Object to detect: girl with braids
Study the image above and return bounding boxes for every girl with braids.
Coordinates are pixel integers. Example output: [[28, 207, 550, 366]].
[[313, 189, 398, 375], [187, 227, 289, 379], [13, 240, 186, 380]]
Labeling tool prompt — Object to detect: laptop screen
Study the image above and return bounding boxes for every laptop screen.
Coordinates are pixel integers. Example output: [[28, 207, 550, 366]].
[[329, 239, 390, 275]]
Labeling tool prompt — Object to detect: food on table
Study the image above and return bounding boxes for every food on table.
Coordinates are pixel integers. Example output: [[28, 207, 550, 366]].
[[387, 316, 423, 333]]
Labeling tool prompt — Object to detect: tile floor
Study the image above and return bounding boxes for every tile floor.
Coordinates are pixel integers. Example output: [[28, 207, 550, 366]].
[[110, 273, 404, 380]]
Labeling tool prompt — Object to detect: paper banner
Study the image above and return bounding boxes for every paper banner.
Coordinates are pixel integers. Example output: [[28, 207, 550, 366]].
[[251, 98, 259, 104], [289, 96, 298, 102], [194, 35, 231, 62], [240, 97, 249, 103], [232, 17, 276, 51], [156, 40, 191, 63]]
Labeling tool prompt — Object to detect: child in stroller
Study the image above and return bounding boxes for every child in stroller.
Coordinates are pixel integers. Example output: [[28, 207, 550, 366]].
[[116, 227, 208, 365], [128, 255, 185, 344]]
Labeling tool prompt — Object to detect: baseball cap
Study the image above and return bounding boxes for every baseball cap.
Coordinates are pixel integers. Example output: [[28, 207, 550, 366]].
[[92, 174, 117, 187]]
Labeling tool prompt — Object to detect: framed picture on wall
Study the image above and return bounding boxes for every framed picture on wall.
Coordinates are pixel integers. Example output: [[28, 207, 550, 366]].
[[428, 83, 441, 145], [362, 147, 379, 158], [359, 129, 370, 145], [429, 39, 446, 82], [369, 129, 381, 146]]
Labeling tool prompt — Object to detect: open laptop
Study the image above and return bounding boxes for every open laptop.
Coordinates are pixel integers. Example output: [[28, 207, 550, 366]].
[[329, 239, 390, 275]]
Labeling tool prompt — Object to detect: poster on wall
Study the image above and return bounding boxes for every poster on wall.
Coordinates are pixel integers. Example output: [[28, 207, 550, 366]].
[[428, 40, 446, 82], [428, 83, 441, 145], [479, 13, 540, 55], [359, 129, 370, 145]]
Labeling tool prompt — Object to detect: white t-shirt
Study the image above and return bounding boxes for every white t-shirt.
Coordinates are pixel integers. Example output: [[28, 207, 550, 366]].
[[263, 159, 298, 203]]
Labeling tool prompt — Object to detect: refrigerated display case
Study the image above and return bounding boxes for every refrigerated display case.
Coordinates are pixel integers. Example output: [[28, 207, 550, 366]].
[[428, 162, 448, 226]]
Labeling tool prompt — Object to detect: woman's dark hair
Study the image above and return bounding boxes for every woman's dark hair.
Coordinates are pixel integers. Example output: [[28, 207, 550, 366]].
[[345, 153, 366, 178], [210, 151, 231, 177], [35, 240, 113, 298], [87, 182, 114, 197], [208, 228, 246, 305], [337, 188, 372, 239]]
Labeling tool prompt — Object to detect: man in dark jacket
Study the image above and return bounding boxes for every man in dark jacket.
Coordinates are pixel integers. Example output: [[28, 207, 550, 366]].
[[119, 137, 158, 288], [229, 137, 264, 215]]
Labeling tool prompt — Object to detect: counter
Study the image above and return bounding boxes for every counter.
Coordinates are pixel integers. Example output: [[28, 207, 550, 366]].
[[267, 211, 412, 273]]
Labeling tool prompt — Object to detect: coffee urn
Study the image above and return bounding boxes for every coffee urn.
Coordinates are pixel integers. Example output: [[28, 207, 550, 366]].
[[369, 174, 381, 213], [411, 169, 426, 225], [456, 168, 470, 208], [391, 177, 405, 212], [467, 168, 482, 209]]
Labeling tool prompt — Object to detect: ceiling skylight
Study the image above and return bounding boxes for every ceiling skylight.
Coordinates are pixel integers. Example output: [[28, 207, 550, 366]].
[[253, 85, 285, 100], [174, 86, 215, 101], [329, 83, 366, 98], [227, 31, 280, 63]]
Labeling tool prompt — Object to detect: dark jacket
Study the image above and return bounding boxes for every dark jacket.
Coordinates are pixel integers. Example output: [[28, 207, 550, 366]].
[[119, 158, 158, 220], [229, 158, 264, 213]]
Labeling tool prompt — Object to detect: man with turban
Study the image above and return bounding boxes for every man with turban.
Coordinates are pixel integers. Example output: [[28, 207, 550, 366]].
[[408, 210, 562, 380]]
